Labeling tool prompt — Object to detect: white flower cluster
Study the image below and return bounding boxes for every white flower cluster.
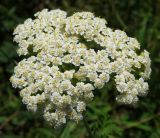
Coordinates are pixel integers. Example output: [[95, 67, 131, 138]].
[[10, 9, 151, 127]]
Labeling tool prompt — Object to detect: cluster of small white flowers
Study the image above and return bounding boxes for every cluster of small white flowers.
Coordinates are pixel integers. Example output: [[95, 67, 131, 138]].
[[10, 9, 151, 127]]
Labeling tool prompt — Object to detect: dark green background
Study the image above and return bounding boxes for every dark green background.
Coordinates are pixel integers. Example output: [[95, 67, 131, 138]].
[[0, 0, 160, 138]]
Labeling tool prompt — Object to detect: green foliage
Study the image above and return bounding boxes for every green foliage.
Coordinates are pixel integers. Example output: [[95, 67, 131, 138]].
[[0, 0, 160, 137]]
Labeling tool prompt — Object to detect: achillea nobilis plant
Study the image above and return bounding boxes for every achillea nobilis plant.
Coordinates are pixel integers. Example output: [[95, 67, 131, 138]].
[[10, 9, 151, 127]]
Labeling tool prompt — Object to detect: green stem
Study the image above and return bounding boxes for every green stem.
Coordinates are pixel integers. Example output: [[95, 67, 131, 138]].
[[108, 0, 127, 30], [0, 49, 17, 65], [123, 113, 160, 129], [83, 117, 93, 138]]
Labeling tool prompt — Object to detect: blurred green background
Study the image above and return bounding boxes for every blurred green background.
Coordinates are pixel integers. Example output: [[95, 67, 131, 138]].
[[0, 0, 160, 138]]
